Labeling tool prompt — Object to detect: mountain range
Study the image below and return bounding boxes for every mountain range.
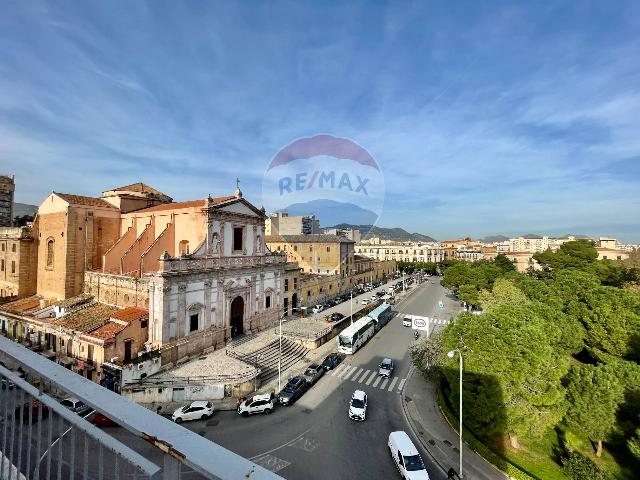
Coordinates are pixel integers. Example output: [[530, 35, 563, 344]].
[[329, 223, 436, 243]]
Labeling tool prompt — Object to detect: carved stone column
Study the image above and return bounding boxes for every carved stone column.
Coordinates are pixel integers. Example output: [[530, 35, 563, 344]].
[[161, 284, 171, 343], [203, 280, 212, 329], [259, 273, 265, 312], [177, 284, 187, 338], [216, 278, 224, 328]]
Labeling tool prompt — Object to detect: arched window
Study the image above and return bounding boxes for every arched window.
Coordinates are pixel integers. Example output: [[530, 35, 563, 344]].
[[179, 240, 190, 255], [46, 238, 55, 269]]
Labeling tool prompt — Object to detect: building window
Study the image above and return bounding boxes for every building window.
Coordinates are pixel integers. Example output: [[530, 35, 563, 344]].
[[0, 260, 3, 271], [179, 240, 190, 255], [141, 319, 148, 328], [46, 238, 55, 269], [233, 227, 243, 251], [293, 278, 298, 289], [0, 244, 3, 251], [11, 243, 16, 252], [327, 247, 330, 252], [309, 246, 312, 252], [284, 279, 289, 292], [266, 295, 271, 308], [189, 313, 199, 332], [11, 261, 15, 274], [293, 245, 297, 252]]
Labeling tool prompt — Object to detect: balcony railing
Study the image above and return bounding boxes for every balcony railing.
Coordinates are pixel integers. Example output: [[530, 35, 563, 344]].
[[159, 253, 286, 273], [0, 336, 281, 480]]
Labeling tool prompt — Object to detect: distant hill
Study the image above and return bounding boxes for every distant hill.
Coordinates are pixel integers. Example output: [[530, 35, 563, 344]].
[[479, 235, 509, 243], [329, 223, 436, 243], [13, 202, 37, 217], [282, 199, 377, 226]]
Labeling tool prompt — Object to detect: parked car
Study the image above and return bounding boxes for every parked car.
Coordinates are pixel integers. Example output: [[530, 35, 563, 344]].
[[388, 431, 430, 479], [171, 401, 214, 423], [60, 397, 92, 416], [15, 400, 49, 424], [325, 299, 337, 308], [91, 412, 118, 427], [312, 304, 325, 314], [278, 376, 308, 405], [379, 358, 395, 378], [402, 316, 412, 327], [303, 363, 324, 385], [321, 353, 342, 371], [348, 390, 368, 421], [361, 298, 370, 306], [237, 393, 275, 416], [329, 312, 345, 323]]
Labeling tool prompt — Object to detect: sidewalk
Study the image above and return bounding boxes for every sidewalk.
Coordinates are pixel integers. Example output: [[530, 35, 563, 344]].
[[401, 368, 509, 480]]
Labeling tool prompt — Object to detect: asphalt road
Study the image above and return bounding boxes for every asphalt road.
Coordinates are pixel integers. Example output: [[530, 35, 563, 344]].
[[139, 277, 457, 480], [8, 275, 461, 480]]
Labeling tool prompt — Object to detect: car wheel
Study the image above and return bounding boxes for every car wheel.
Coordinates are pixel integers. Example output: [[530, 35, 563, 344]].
[[175, 417, 182, 424], [242, 411, 249, 417], [201, 414, 208, 420], [264, 408, 272, 415]]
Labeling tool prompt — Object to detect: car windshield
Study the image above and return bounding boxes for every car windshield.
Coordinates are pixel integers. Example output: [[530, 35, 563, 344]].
[[338, 335, 352, 347], [305, 369, 315, 375], [381, 362, 391, 369], [403, 455, 425, 471], [351, 398, 365, 409]]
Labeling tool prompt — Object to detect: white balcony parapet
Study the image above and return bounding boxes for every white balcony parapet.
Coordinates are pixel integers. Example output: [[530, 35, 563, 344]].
[[0, 335, 282, 480]]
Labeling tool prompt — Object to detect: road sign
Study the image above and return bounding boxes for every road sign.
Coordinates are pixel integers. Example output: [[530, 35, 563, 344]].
[[409, 315, 430, 333]]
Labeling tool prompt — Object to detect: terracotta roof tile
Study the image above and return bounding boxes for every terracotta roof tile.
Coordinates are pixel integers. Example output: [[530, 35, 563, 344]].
[[0, 295, 42, 314], [130, 196, 236, 214], [86, 321, 127, 340], [54, 193, 117, 209], [52, 303, 118, 333], [111, 306, 148, 322]]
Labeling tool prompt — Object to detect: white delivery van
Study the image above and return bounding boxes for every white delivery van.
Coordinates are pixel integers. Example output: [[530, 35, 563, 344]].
[[388, 431, 429, 479]]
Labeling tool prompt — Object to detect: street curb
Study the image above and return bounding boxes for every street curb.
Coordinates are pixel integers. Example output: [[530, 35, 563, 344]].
[[399, 365, 449, 476]]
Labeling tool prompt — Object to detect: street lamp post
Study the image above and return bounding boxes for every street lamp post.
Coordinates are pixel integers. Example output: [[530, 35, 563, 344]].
[[447, 349, 463, 478]]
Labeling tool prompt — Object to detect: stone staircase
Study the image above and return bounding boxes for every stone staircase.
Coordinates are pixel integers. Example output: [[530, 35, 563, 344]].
[[231, 338, 309, 384]]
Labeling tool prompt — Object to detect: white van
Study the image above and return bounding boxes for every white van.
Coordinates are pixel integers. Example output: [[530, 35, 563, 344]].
[[402, 315, 412, 327], [388, 431, 429, 479]]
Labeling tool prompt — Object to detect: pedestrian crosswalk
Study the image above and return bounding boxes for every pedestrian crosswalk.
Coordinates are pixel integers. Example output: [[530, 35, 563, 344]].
[[327, 363, 407, 394]]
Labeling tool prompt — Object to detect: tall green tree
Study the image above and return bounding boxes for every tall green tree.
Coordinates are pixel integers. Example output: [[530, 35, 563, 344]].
[[564, 364, 625, 457], [443, 306, 568, 449], [533, 240, 598, 271]]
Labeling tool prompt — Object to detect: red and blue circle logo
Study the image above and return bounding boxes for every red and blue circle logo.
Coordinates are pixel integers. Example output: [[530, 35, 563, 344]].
[[262, 134, 385, 232]]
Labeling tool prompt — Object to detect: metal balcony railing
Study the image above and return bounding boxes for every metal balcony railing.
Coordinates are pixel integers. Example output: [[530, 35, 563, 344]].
[[0, 336, 282, 480]]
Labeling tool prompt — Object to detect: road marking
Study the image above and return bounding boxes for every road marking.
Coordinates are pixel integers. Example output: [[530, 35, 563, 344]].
[[398, 378, 407, 392], [388, 377, 398, 391], [372, 376, 382, 387], [380, 378, 389, 389], [252, 454, 291, 473], [288, 436, 319, 452], [338, 365, 354, 379], [344, 367, 360, 381], [357, 369, 370, 383], [365, 371, 377, 385], [331, 364, 347, 377], [344, 367, 364, 381]]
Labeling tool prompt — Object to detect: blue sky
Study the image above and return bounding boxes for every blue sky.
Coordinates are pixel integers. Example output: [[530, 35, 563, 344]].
[[1, 1, 639, 241]]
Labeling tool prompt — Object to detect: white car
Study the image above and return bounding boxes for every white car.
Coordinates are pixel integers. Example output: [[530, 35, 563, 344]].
[[237, 393, 275, 416], [388, 431, 429, 479], [171, 401, 214, 423], [402, 315, 412, 327], [361, 298, 370, 305], [349, 390, 367, 421], [312, 304, 324, 314]]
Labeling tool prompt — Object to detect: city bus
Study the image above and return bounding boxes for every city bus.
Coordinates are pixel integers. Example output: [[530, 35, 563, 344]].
[[367, 303, 393, 332], [337, 317, 375, 355]]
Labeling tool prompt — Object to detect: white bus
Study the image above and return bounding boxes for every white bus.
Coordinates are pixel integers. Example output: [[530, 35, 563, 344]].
[[337, 317, 375, 355]]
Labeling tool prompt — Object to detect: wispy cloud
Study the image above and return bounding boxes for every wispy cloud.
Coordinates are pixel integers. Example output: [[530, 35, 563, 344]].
[[0, 1, 639, 241]]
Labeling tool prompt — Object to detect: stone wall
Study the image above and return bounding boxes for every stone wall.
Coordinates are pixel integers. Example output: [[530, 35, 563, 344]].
[[84, 271, 150, 308]]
